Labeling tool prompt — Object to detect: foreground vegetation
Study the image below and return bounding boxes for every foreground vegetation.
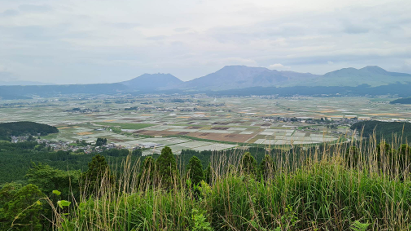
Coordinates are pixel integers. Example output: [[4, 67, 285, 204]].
[[1, 131, 411, 230]]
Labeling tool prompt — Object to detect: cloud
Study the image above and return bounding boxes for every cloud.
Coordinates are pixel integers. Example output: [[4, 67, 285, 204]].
[[0, 0, 410, 83], [146, 35, 167, 41], [268, 63, 291, 70], [18, 4, 52, 13], [174, 27, 191, 32], [1, 9, 19, 17], [110, 23, 141, 29], [343, 25, 370, 34]]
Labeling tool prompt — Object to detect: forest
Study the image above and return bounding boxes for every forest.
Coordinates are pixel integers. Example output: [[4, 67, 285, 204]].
[[390, 97, 411, 104], [0, 122, 59, 141], [350, 120, 411, 142]]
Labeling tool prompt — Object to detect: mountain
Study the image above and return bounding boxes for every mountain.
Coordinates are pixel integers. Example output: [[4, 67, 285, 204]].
[[182, 65, 411, 90], [1, 65, 411, 98], [182, 65, 318, 90], [304, 66, 411, 87], [121, 73, 183, 91]]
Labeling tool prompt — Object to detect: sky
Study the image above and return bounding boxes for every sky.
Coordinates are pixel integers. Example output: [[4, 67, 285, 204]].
[[0, 0, 411, 84]]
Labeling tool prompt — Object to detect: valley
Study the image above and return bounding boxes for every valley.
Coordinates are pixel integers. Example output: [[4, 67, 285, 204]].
[[1, 95, 410, 155]]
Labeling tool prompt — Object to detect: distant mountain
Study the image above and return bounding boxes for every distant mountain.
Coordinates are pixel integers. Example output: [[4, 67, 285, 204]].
[[304, 66, 411, 87], [182, 65, 411, 90], [1, 65, 411, 98], [121, 73, 183, 91], [182, 65, 318, 90]]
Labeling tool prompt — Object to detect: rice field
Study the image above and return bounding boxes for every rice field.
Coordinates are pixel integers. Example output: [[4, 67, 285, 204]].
[[1, 96, 410, 156]]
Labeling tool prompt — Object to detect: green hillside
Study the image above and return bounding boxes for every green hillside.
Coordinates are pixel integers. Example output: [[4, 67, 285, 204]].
[[350, 120, 411, 142], [390, 97, 411, 104], [0, 122, 59, 141]]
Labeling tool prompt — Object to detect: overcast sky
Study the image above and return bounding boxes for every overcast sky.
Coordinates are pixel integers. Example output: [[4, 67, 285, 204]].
[[0, 0, 410, 84]]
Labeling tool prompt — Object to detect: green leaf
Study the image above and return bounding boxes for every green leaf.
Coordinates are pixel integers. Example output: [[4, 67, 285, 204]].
[[53, 190, 61, 196], [57, 200, 71, 209]]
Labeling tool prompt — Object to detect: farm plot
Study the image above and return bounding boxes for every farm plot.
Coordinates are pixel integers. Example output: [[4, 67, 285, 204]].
[[96, 122, 155, 130]]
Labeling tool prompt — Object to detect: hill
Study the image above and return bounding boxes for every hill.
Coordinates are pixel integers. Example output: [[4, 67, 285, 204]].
[[390, 97, 411, 104], [308, 66, 411, 87], [121, 73, 183, 91], [350, 120, 411, 143], [0, 122, 59, 141]]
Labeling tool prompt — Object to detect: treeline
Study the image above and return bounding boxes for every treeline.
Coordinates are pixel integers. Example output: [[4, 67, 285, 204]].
[[0, 141, 141, 184], [0, 122, 59, 141], [390, 97, 411, 104], [0, 137, 314, 185], [351, 120, 411, 143]]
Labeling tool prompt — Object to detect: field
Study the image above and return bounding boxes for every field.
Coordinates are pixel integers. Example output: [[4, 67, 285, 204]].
[[0, 96, 410, 155]]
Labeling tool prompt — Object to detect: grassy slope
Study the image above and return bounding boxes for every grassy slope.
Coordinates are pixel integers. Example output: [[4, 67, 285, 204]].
[[54, 140, 411, 230]]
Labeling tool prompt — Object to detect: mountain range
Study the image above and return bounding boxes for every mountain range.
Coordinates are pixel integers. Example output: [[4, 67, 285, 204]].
[[1, 65, 411, 99], [118, 65, 411, 91]]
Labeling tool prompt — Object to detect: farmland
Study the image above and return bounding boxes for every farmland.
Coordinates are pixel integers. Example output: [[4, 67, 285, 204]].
[[0, 95, 410, 155]]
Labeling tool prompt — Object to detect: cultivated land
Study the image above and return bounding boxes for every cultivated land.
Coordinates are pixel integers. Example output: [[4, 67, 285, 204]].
[[1, 95, 410, 154]]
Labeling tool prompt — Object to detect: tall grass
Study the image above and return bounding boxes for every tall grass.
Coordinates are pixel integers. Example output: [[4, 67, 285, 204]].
[[50, 132, 411, 230]]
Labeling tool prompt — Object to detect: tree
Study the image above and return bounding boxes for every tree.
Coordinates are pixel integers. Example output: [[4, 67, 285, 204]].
[[240, 152, 257, 176], [82, 154, 113, 195], [186, 156, 204, 186], [95, 138, 107, 146], [260, 154, 274, 181], [132, 148, 142, 157], [156, 147, 179, 189], [26, 163, 81, 200], [0, 183, 45, 231]]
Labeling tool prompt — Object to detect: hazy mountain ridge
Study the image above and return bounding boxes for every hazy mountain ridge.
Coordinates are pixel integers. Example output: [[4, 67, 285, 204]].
[[181, 65, 318, 90], [121, 73, 183, 90], [182, 65, 411, 89], [305, 66, 411, 87], [1, 65, 411, 98]]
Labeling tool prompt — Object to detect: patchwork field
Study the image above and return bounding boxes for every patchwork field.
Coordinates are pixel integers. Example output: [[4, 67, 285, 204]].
[[0, 96, 409, 155]]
